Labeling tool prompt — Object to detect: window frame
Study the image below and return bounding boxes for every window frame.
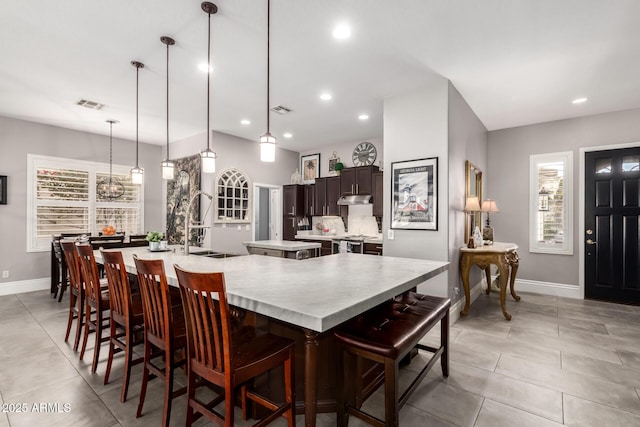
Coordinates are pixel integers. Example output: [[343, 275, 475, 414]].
[[529, 151, 573, 255], [27, 154, 144, 252], [214, 168, 251, 224]]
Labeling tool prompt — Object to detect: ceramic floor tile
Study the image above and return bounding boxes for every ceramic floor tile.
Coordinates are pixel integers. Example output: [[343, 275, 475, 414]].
[[561, 352, 640, 389], [618, 349, 640, 372], [496, 353, 640, 415], [557, 316, 610, 335], [474, 398, 564, 427], [563, 393, 640, 427], [429, 361, 563, 423], [606, 324, 640, 340]]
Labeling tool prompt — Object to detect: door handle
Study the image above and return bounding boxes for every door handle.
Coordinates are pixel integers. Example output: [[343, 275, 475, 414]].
[[586, 239, 597, 245]]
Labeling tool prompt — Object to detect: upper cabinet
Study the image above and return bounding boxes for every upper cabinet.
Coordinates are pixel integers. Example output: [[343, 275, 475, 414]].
[[314, 176, 341, 216], [340, 165, 379, 196], [372, 171, 384, 217], [283, 184, 304, 217]]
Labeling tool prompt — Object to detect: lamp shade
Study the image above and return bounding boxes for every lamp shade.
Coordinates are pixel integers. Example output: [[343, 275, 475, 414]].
[[464, 196, 481, 212], [260, 132, 276, 162], [201, 148, 217, 173], [481, 199, 499, 213], [161, 160, 175, 179], [130, 166, 144, 184]]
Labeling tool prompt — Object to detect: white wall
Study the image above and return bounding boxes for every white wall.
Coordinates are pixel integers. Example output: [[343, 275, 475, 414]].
[[0, 116, 163, 287], [300, 137, 384, 177], [170, 130, 300, 255]]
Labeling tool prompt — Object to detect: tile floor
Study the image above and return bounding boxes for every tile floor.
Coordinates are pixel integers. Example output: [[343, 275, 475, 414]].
[[1, 289, 639, 426]]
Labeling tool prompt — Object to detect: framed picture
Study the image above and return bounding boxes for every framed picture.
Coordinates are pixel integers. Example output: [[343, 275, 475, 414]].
[[0, 175, 6, 205], [390, 157, 438, 230], [301, 153, 320, 184]]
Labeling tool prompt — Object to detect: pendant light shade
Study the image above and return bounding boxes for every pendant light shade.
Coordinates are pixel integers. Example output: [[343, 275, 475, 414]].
[[201, 2, 218, 174], [259, 0, 276, 162], [97, 120, 126, 200], [130, 61, 144, 184], [161, 36, 176, 180]]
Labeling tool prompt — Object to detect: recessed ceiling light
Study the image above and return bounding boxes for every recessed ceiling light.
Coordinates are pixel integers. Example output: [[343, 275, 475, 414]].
[[283, 132, 293, 138], [320, 93, 332, 101], [240, 119, 251, 125], [358, 114, 369, 121], [572, 97, 588, 104], [333, 24, 351, 40], [198, 63, 213, 73]]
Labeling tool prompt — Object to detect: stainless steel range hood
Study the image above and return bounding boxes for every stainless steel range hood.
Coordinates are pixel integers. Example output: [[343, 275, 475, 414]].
[[337, 194, 372, 205]]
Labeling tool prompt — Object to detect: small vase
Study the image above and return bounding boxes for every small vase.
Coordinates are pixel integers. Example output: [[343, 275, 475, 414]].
[[149, 241, 160, 251]]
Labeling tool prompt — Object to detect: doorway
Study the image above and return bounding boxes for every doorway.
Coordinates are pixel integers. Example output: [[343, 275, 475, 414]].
[[584, 146, 640, 304], [253, 184, 281, 241]]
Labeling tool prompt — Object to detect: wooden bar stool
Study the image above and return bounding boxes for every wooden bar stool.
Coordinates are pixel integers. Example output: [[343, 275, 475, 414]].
[[61, 241, 85, 352], [334, 293, 450, 427], [76, 244, 111, 374], [101, 250, 145, 402], [133, 255, 187, 427], [174, 265, 296, 427]]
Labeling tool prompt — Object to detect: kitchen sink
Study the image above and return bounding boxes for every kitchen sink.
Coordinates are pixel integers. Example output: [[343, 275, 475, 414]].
[[192, 250, 241, 259]]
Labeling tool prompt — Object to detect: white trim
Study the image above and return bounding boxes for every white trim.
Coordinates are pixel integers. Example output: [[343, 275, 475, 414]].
[[450, 279, 484, 325], [511, 278, 581, 299], [529, 151, 573, 255], [578, 141, 640, 300], [251, 183, 282, 240], [0, 278, 49, 296]]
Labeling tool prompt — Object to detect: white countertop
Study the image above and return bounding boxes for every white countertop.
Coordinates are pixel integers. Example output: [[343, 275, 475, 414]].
[[95, 247, 448, 333], [295, 234, 383, 244], [243, 240, 322, 251]]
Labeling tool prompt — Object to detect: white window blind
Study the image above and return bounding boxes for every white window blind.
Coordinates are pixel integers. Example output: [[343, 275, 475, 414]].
[[27, 155, 144, 252]]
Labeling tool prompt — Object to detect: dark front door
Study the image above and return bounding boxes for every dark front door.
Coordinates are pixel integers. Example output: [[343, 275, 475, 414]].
[[585, 147, 640, 303]]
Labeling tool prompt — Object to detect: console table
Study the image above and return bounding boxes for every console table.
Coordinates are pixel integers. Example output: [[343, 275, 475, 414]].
[[459, 242, 520, 320]]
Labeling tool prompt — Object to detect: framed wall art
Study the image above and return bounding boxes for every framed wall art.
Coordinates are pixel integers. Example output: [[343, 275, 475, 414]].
[[390, 157, 438, 230], [301, 153, 320, 184]]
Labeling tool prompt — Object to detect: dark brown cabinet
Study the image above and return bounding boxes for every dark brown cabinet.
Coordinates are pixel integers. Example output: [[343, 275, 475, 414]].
[[304, 184, 315, 217], [313, 176, 341, 216], [364, 242, 383, 256], [283, 185, 304, 241], [372, 171, 384, 217], [340, 166, 379, 196]]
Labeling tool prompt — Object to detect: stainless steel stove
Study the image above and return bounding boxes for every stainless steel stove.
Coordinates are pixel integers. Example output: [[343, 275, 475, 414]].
[[331, 235, 366, 254]]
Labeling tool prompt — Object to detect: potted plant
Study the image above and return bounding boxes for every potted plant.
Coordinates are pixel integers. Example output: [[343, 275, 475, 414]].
[[334, 161, 344, 176], [145, 231, 164, 251]]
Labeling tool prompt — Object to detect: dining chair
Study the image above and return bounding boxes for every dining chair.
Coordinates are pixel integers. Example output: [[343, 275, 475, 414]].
[[61, 241, 85, 352], [52, 236, 69, 302], [174, 265, 296, 427], [133, 255, 187, 427], [101, 250, 145, 402], [90, 234, 125, 250], [76, 244, 111, 374]]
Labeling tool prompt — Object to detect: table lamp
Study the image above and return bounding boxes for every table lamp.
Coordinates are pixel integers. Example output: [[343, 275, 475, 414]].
[[481, 199, 499, 241]]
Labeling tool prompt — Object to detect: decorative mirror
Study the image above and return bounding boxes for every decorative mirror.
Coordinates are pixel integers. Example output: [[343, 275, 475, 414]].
[[464, 160, 482, 240]]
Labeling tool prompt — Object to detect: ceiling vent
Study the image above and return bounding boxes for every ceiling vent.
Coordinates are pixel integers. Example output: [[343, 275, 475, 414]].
[[76, 99, 106, 110], [271, 105, 292, 115]]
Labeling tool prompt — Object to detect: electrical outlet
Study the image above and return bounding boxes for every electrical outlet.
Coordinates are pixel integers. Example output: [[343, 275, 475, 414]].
[[2, 271, 8, 279], [454, 286, 460, 296], [387, 230, 395, 240], [237, 225, 241, 231], [245, 224, 250, 231]]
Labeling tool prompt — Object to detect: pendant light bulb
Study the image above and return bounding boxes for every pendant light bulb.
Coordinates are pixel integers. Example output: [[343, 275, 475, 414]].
[[130, 61, 144, 185], [201, 2, 218, 174], [260, 0, 276, 162], [161, 36, 176, 180]]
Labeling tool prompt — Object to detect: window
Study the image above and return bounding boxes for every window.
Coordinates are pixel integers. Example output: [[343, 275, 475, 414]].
[[215, 168, 251, 223], [27, 154, 144, 252], [529, 151, 573, 255]]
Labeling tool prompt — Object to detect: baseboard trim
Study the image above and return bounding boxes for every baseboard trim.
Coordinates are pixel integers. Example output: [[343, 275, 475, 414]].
[[0, 278, 50, 296], [450, 279, 484, 325], [512, 278, 581, 299]]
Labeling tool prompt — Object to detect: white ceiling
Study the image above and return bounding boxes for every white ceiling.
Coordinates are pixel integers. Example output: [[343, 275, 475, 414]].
[[2, 0, 640, 153]]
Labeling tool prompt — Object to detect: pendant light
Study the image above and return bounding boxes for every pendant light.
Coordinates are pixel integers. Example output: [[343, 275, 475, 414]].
[[259, 0, 276, 162], [96, 120, 125, 199], [130, 61, 144, 184], [160, 36, 176, 180], [200, 2, 218, 174]]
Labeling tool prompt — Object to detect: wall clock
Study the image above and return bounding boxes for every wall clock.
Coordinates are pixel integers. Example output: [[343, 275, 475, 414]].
[[352, 142, 377, 166]]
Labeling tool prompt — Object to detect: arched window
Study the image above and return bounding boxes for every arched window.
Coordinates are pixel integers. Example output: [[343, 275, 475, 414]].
[[215, 168, 251, 223]]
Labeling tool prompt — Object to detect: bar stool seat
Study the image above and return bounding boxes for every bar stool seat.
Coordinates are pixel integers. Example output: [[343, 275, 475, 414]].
[[334, 292, 450, 427]]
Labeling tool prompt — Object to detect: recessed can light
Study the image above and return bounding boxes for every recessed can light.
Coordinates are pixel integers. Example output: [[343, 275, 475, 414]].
[[198, 63, 213, 73], [572, 97, 588, 104], [358, 114, 369, 121], [283, 132, 293, 138], [320, 93, 332, 101], [240, 119, 251, 125], [333, 24, 351, 40]]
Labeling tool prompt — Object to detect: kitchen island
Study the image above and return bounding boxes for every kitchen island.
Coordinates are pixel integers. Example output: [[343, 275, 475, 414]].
[[95, 247, 448, 426], [243, 239, 322, 258]]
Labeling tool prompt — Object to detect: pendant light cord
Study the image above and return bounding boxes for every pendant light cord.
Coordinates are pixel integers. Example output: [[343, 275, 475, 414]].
[[135, 65, 140, 167], [166, 42, 170, 158], [207, 10, 212, 151], [109, 121, 114, 184], [266, 0, 271, 133]]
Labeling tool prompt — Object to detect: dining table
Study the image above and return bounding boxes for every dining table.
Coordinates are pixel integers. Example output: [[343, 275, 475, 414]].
[[94, 245, 449, 427]]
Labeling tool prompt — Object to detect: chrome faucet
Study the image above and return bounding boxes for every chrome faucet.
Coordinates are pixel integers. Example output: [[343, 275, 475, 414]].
[[184, 190, 214, 255]]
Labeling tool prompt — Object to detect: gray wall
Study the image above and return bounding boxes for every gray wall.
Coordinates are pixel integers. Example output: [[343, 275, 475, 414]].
[[0, 116, 163, 285], [487, 107, 640, 285], [447, 83, 488, 302], [170, 130, 300, 255]]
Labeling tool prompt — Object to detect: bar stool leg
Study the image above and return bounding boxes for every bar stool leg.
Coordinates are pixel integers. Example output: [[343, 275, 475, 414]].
[[384, 358, 399, 427]]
